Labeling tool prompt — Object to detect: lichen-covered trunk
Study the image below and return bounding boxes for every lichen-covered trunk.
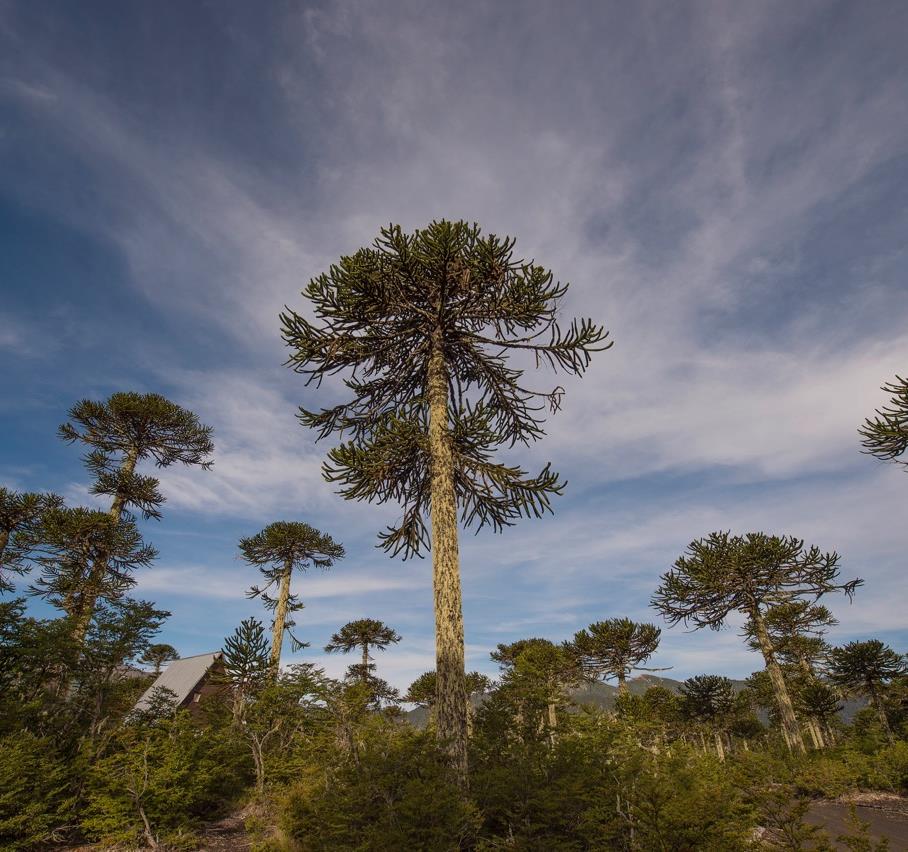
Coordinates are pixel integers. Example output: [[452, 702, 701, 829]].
[[0, 529, 9, 564], [751, 608, 806, 753], [617, 672, 628, 695], [269, 561, 292, 677], [427, 334, 468, 785], [713, 730, 725, 762]]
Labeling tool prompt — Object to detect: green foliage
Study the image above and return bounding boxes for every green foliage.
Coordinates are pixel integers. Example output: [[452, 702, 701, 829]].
[[0, 733, 77, 850], [278, 725, 479, 850], [859, 375, 908, 470], [221, 617, 271, 717], [569, 617, 662, 687], [325, 618, 401, 664], [26, 507, 157, 621], [142, 642, 180, 674], [281, 220, 610, 559], [828, 641, 907, 698], [58, 392, 214, 520], [241, 522, 344, 648], [653, 532, 861, 631], [0, 488, 62, 593], [83, 711, 249, 848]]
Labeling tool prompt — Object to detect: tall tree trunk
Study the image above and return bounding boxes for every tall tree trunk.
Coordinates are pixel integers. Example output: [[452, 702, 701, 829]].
[[751, 608, 805, 753], [869, 684, 893, 740], [427, 332, 468, 785], [713, 729, 725, 762], [617, 672, 628, 695], [0, 529, 9, 563], [269, 559, 293, 677]]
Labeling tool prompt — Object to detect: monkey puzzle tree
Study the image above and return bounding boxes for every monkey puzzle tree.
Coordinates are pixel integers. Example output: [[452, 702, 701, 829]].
[[59, 392, 214, 522], [745, 600, 838, 748], [281, 220, 609, 779], [57, 393, 213, 642], [569, 618, 663, 694], [324, 618, 402, 681], [859, 375, 908, 470], [27, 507, 157, 643], [240, 522, 344, 676], [827, 640, 907, 739], [0, 488, 62, 594], [652, 532, 861, 754], [493, 638, 582, 742], [220, 617, 271, 722], [745, 601, 836, 676], [141, 643, 180, 676], [679, 674, 736, 760]]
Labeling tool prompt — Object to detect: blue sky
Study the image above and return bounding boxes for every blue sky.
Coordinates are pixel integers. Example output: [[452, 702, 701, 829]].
[[1, 0, 906, 690]]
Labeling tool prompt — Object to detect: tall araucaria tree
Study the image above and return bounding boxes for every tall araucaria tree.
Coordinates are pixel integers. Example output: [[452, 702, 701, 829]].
[[568, 618, 663, 694], [27, 507, 157, 642], [859, 375, 908, 470], [827, 639, 907, 739], [652, 532, 861, 754], [0, 488, 62, 594], [324, 618, 401, 681], [240, 522, 345, 676], [281, 220, 609, 781], [57, 393, 213, 642]]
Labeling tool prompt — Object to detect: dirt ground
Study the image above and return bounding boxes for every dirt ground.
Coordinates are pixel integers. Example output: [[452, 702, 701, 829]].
[[807, 793, 908, 850]]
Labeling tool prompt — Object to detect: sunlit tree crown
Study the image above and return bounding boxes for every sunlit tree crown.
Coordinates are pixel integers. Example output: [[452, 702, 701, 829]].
[[281, 220, 611, 557]]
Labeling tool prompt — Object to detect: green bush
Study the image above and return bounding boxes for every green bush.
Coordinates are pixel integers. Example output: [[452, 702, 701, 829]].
[[0, 733, 78, 850]]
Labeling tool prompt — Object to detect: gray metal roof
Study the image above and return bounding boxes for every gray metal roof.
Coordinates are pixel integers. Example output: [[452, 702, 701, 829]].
[[133, 651, 222, 712]]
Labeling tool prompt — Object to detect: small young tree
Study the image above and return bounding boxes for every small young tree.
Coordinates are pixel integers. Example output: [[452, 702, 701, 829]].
[[859, 375, 908, 470], [281, 220, 609, 780], [220, 617, 271, 722], [142, 643, 180, 676], [0, 488, 62, 594], [652, 532, 861, 753], [827, 640, 907, 738], [27, 507, 157, 643], [324, 618, 402, 681], [240, 522, 344, 676], [568, 618, 663, 694], [679, 675, 736, 760]]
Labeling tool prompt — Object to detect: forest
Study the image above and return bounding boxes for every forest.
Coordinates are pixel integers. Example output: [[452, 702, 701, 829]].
[[2, 221, 907, 850]]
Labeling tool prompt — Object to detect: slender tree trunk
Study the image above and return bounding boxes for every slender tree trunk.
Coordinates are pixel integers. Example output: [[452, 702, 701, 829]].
[[869, 684, 893, 740], [72, 449, 140, 646], [713, 730, 725, 761], [269, 559, 293, 677], [617, 672, 628, 695], [751, 608, 805, 753], [362, 643, 369, 673], [427, 332, 468, 785], [806, 720, 822, 750], [0, 529, 9, 563], [109, 448, 139, 521]]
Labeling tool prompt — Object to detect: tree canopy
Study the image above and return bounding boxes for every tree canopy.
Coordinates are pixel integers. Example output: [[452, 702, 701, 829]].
[[280, 220, 610, 560]]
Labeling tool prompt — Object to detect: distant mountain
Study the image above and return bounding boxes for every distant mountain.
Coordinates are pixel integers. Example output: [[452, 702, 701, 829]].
[[404, 673, 867, 727]]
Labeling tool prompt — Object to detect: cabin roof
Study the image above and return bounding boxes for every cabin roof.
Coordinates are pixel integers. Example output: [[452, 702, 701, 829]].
[[133, 651, 222, 712]]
